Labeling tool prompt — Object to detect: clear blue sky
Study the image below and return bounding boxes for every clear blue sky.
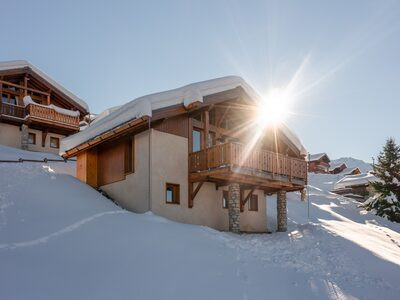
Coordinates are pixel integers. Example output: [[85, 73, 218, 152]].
[[2, 0, 399, 162]]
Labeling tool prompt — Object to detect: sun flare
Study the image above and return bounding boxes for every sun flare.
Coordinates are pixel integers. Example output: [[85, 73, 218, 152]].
[[256, 87, 291, 128]]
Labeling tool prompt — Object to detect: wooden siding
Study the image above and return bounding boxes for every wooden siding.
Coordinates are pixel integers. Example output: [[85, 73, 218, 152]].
[[76, 148, 98, 187], [97, 141, 126, 186], [153, 114, 189, 138]]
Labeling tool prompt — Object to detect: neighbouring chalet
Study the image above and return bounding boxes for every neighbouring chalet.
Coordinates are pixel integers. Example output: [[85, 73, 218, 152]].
[[331, 172, 377, 201], [308, 153, 330, 173], [61, 76, 308, 233], [0, 60, 89, 153], [329, 162, 347, 174]]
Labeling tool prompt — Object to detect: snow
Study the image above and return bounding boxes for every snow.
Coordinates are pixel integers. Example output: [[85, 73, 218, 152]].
[[0, 60, 89, 112], [334, 173, 378, 190], [1, 148, 399, 299], [23, 95, 80, 117], [60, 76, 307, 156]]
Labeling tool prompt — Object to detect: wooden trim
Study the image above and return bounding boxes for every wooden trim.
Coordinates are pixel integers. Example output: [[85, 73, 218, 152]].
[[0, 79, 50, 97], [166, 183, 180, 204], [63, 117, 148, 158]]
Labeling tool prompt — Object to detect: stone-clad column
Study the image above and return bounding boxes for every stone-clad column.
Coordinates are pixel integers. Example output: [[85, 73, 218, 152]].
[[301, 188, 307, 202], [21, 124, 29, 150], [277, 190, 287, 232], [228, 183, 240, 233]]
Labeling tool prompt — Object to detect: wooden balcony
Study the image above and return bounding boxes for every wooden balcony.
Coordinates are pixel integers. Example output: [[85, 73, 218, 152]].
[[0, 102, 80, 131], [189, 142, 307, 191]]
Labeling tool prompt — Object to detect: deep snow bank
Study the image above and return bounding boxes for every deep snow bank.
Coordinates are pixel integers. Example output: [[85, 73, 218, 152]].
[[0, 148, 399, 300]]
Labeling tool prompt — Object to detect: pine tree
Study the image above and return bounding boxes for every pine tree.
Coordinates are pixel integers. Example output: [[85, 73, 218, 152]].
[[364, 138, 400, 222]]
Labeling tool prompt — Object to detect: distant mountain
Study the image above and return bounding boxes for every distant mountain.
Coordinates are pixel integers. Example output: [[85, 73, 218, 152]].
[[330, 157, 372, 173]]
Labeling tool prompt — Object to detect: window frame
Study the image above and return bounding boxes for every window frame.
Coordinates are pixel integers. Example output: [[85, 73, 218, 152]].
[[222, 190, 228, 209], [165, 183, 180, 205], [248, 194, 258, 211], [192, 128, 203, 152], [28, 132, 36, 145], [50, 137, 60, 149]]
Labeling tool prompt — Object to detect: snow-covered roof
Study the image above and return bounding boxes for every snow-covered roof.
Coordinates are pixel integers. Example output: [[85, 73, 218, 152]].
[[60, 76, 307, 156], [334, 172, 378, 190], [309, 153, 330, 162], [329, 162, 347, 171], [0, 60, 89, 112]]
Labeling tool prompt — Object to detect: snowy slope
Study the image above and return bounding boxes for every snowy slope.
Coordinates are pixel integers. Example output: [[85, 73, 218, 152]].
[[0, 148, 399, 300]]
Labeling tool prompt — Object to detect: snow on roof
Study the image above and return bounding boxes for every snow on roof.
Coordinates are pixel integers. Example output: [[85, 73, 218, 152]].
[[334, 172, 378, 190], [60, 76, 307, 156], [309, 153, 330, 162], [329, 162, 347, 171], [0, 60, 89, 112]]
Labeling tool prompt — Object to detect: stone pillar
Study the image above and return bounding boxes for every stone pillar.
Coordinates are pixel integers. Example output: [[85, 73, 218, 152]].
[[277, 190, 287, 232], [228, 183, 240, 233], [301, 188, 307, 202], [21, 124, 29, 150]]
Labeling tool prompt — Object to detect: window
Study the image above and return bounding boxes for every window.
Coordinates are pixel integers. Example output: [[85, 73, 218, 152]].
[[166, 183, 180, 204], [28, 133, 36, 145], [248, 194, 258, 211], [192, 129, 201, 152], [124, 138, 134, 174], [50, 137, 59, 148], [222, 191, 228, 209], [2, 94, 8, 103]]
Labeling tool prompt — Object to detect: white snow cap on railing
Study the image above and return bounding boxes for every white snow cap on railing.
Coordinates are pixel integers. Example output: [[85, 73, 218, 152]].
[[23, 95, 80, 117], [60, 76, 307, 156]]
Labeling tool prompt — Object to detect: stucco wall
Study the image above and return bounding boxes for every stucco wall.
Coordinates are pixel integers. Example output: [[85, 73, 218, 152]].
[[27, 128, 65, 154], [0, 123, 21, 148], [150, 129, 267, 232], [100, 131, 150, 213], [0, 123, 64, 154]]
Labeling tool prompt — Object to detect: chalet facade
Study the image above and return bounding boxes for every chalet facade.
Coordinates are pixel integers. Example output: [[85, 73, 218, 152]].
[[0, 60, 88, 153], [308, 153, 330, 173], [61, 76, 308, 233]]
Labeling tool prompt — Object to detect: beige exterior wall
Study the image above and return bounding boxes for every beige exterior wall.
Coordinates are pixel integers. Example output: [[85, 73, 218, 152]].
[[150, 129, 267, 232], [98, 128, 267, 232], [0, 123, 21, 148], [100, 131, 150, 213], [0, 123, 64, 154]]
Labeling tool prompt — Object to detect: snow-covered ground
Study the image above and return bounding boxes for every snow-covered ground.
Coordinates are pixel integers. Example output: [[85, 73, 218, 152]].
[[0, 146, 399, 300]]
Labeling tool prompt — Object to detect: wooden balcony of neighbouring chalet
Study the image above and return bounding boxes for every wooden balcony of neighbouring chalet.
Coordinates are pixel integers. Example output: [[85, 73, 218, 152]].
[[0, 102, 80, 132], [0, 79, 80, 133], [189, 142, 307, 192]]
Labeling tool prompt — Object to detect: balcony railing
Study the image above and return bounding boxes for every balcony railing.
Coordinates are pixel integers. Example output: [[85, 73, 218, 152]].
[[189, 142, 308, 182], [0, 102, 79, 128]]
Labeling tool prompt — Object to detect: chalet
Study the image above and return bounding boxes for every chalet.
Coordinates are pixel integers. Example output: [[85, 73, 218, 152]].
[[0, 60, 88, 153], [61, 76, 308, 233], [308, 153, 330, 173], [331, 172, 377, 201], [344, 167, 362, 176], [329, 162, 347, 174]]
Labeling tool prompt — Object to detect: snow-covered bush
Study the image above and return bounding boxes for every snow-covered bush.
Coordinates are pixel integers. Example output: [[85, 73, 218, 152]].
[[364, 138, 400, 222]]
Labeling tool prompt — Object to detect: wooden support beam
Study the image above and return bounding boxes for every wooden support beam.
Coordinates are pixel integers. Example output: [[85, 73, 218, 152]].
[[42, 129, 48, 147], [203, 110, 209, 148], [188, 181, 204, 208], [241, 188, 255, 212]]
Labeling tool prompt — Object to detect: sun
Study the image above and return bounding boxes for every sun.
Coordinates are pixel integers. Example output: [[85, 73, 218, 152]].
[[256, 87, 291, 128]]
